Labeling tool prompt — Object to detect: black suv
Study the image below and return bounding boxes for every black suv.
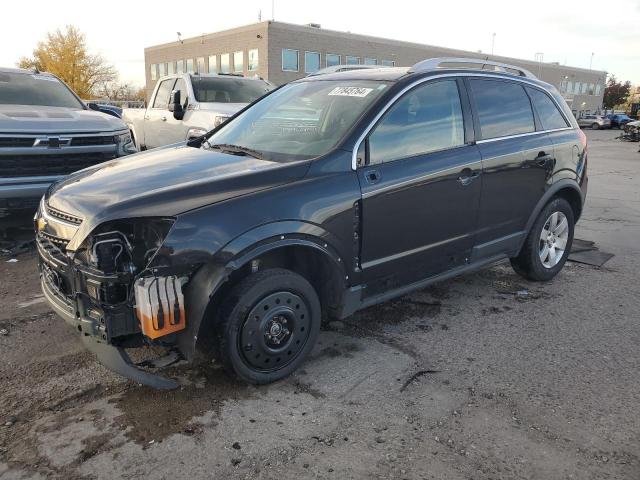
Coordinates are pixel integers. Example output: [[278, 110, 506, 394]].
[[36, 58, 588, 389]]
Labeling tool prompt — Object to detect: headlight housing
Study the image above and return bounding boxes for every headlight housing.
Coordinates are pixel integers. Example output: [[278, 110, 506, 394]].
[[115, 132, 137, 156], [77, 218, 175, 274]]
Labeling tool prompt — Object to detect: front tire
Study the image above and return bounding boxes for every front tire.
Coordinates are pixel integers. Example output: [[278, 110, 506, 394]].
[[591, 123, 600, 130], [511, 197, 575, 281], [215, 268, 321, 384]]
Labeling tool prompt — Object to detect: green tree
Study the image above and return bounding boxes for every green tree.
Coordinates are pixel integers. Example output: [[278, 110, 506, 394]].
[[17, 26, 116, 98], [603, 76, 632, 109]]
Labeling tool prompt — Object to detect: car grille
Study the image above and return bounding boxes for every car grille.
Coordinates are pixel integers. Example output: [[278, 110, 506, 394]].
[[0, 137, 35, 147], [70, 136, 116, 146], [38, 230, 69, 250], [0, 151, 117, 177]]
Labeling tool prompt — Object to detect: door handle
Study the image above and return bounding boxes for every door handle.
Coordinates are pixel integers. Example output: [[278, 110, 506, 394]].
[[535, 152, 553, 166], [457, 168, 480, 186], [161, 116, 167, 122], [365, 169, 381, 185]]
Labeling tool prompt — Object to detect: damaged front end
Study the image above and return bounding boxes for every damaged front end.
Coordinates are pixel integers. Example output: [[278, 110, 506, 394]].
[[36, 202, 195, 389]]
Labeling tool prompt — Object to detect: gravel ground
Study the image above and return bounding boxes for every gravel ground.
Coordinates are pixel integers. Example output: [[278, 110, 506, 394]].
[[1, 129, 639, 480]]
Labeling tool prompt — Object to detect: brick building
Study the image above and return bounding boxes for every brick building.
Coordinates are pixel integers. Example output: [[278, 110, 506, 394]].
[[144, 21, 607, 116]]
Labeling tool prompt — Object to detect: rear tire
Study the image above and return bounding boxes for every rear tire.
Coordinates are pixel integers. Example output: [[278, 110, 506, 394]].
[[591, 123, 600, 130], [215, 268, 321, 384], [511, 197, 575, 282]]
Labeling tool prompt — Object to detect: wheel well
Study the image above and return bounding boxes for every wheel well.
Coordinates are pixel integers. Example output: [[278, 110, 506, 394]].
[[209, 245, 345, 325], [553, 187, 582, 221]]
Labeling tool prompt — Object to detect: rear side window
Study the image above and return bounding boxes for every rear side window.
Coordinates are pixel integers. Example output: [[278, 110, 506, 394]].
[[153, 79, 175, 109], [369, 80, 465, 164], [527, 88, 569, 130], [470, 79, 534, 139]]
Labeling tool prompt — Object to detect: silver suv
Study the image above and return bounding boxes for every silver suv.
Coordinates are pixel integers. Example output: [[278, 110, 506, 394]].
[[577, 114, 611, 130], [0, 67, 136, 216]]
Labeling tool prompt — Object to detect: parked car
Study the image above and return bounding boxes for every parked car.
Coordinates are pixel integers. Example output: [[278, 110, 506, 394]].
[[122, 73, 275, 150], [36, 58, 587, 389], [607, 113, 633, 129], [0, 67, 136, 216], [577, 114, 610, 130], [87, 102, 123, 119]]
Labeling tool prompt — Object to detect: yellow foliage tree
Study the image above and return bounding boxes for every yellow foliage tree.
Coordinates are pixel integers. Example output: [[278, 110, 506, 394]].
[[17, 26, 116, 99]]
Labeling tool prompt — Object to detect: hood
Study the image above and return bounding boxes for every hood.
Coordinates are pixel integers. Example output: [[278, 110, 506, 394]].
[[46, 144, 310, 249], [0, 104, 127, 133], [196, 102, 247, 116]]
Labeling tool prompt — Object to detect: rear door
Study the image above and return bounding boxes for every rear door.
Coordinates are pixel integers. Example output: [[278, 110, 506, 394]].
[[144, 78, 176, 149], [357, 78, 483, 295], [467, 78, 556, 259]]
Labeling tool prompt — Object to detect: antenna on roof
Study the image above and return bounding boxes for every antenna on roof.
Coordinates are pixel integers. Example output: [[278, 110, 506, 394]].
[[271, 0, 275, 20], [258, 9, 262, 21]]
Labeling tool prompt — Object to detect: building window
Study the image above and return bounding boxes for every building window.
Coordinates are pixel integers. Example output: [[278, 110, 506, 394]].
[[282, 49, 299, 72], [150, 64, 157, 81], [159, 63, 167, 77], [326, 53, 341, 67], [574, 82, 581, 95], [248, 49, 259, 71], [305, 51, 321, 73], [381, 60, 395, 67], [346, 55, 360, 65], [566, 81, 573, 94], [364, 58, 377, 65], [220, 54, 230, 73], [186, 59, 194, 73], [176, 60, 184, 74], [208, 55, 217, 73], [588, 83, 595, 95], [595, 83, 602, 95], [234, 51, 244, 72], [196, 57, 205, 73], [167, 62, 175, 75], [581, 82, 587, 94]]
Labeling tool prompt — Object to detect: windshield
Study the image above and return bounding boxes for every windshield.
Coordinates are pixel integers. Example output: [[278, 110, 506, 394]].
[[206, 80, 389, 161], [191, 76, 274, 103], [0, 72, 84, 109]]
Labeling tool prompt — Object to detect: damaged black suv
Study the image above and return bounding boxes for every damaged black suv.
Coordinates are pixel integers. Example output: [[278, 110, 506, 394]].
[[36, 58, 587, 389]]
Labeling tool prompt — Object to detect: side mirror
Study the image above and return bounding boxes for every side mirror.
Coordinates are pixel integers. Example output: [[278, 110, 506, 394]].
[[168, 90, 184, 120]]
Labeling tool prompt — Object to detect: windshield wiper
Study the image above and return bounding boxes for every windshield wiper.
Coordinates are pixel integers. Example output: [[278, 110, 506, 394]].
[[207, 143, 265, 160]]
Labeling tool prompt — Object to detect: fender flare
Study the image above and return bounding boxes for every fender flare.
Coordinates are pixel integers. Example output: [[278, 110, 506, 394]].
[[517, 179, 583, 253], [177, 221, 349, 360], [126, 122, 144, 150]]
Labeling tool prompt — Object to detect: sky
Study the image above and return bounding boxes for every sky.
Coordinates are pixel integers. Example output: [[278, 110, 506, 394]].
[[1, 0, 638, 88]]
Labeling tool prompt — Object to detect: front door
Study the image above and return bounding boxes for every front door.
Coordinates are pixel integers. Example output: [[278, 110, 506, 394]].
[[144, 78, 176, 149], [357, 78, 482, 296]]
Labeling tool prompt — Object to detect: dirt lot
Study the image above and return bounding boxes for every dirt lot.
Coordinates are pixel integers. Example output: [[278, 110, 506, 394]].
[[1, 130, 639, 480]]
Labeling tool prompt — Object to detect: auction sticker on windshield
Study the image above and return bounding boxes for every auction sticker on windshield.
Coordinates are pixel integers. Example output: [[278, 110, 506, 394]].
[[328, 86, 374, 97]]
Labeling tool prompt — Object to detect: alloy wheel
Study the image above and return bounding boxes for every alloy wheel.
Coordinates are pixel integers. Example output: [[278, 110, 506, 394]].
[[539, 211, 569, 268]]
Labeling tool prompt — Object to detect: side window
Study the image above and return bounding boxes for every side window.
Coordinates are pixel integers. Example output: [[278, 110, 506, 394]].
[[527, 88, 569, 130], [152, 79, 176, 109], [368, 80, 465, 164], [469, 79, 534, 139], [172, 78, 188, 107]]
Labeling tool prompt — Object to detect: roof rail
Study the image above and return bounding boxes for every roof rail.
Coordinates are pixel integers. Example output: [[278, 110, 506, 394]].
[[409, 57, 537, 79]]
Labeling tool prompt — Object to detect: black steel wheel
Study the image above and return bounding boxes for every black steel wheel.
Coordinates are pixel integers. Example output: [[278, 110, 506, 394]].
[[215, 268, 321, 384]]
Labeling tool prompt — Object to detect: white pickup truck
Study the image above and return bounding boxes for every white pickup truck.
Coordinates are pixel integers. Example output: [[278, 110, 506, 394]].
[[123, 73, 274, 150]]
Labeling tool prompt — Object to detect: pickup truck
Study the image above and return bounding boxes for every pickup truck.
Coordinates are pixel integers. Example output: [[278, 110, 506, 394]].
[[0, 67, 136, 216], [123, 73, 274, 150]]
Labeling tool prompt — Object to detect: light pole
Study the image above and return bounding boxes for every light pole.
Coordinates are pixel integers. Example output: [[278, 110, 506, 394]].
[[491, 33, 496, 55], [589, 52, 594, 70]]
